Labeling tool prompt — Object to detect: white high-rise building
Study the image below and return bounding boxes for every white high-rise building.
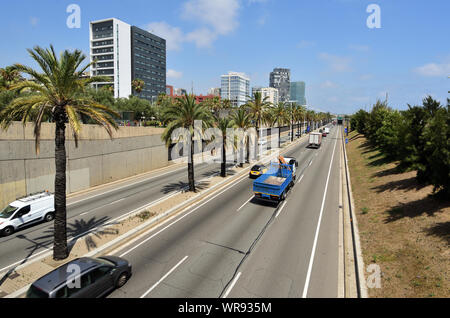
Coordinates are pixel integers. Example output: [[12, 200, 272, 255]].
[[89, 18, 166, 101], [220, 72, 250, 107], [251, 87, 279, 105]]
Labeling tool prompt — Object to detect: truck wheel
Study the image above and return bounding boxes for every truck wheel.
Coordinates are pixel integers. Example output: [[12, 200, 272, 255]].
[[2, 226, 14, 236], [44, 212, 55, 222], [280, 192, 286, 201]]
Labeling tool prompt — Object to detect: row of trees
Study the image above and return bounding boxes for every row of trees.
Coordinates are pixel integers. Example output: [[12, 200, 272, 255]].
[[161, 91, 333, 193], [0, 45, 332, 261], [350, 97, 449, 197]]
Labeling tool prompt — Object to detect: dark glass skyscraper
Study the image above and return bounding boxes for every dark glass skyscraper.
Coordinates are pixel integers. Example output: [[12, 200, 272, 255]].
[[269, 68, 291, 102], [290, 81, 307, 105]]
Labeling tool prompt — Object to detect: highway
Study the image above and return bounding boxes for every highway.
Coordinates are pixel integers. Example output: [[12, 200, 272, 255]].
[[0, 127, 293, 275], [108, 125, 341, 298], [0, 159, 226, 274]]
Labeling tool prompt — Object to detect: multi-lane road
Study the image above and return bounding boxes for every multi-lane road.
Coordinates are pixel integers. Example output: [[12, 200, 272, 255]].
[[106, 125, 342, 298], [0, 158, 225, 274], [0, 128, 292, 275]]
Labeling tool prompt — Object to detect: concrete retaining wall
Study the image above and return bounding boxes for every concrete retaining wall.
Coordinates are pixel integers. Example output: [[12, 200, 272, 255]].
[[0, 122, 168, 208]]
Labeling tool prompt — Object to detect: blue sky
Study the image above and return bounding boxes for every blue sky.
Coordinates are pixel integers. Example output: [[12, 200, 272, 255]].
[[0, 0, 449, 114]]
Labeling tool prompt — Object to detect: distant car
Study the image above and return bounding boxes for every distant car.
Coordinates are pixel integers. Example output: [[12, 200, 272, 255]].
[[295, 132, 301, 137], [0, 192, 55, 236], [249, 165, 268, 178], [26, 256, 132, 298]]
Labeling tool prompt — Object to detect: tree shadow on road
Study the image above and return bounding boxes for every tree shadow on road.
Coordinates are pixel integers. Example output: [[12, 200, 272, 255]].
[[161, 180, 210, 194], [0, 215, 117, 288]]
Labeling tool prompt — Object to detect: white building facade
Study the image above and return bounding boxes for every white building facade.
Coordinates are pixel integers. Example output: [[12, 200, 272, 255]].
[[220, 72, 250, 107], [90, 18, 132, 99], [251, 86, 279, 105]]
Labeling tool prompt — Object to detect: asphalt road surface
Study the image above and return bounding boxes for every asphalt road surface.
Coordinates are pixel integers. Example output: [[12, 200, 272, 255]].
[[0, 158, 227, 274], [108, 125, 341, 298]]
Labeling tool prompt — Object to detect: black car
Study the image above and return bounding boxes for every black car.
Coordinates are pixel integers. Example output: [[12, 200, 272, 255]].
[[26, 256, 132, 298], [249, 165, 268, 179]]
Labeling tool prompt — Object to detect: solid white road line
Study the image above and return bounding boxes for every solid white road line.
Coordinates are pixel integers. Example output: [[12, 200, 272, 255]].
[[275, 201, 287, 218], [119, 174, 249, 258], [301, 130, 338, 298], [140, 256, 189, 298], [296, 174, 304, 185], [237, 196, 254, 212], [222, 272, 242, 298]]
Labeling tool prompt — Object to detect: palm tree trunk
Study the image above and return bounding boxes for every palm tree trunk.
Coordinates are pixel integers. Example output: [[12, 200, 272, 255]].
[[188, 135, 195, 192], [291, 120, 294, 142], [53, 108, 68, 261], [221, 136, 226, 177], [278, 125, 281, 148], [245, 135, 250, 165]]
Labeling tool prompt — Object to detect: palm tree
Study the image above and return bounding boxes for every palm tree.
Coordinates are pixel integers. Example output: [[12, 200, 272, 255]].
[[231, 107, 252, 167], [161, 94, 212, 192], [0, 45, 119, 260], [294, 105, 306, 137], [271, 102, 290, 148], [306, 110, 315, 132], [214, 115, 235, 177], [0, 66, 23, 90], [131, 79, 145, 96], [246, 92, 271, 156]]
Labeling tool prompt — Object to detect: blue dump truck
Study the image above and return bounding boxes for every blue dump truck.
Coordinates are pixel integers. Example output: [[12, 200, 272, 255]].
[[253, 157, 298, 202]]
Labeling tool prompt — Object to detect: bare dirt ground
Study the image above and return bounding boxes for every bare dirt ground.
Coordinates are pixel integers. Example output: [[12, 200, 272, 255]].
[[346, 131, 449, 298]]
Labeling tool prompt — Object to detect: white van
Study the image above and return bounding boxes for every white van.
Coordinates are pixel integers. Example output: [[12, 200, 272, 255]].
[[0, 192, 55, 236]]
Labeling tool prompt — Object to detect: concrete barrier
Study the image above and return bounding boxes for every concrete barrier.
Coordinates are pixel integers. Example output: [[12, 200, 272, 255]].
[[0, 122, 168, 208]]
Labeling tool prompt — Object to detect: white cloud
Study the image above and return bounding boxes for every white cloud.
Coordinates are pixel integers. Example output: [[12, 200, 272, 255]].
[[146, 22, 184, 51], [182, 0, 240, 35], [167, 69, 183, 79], [319, 53, 352, 72], [414, 63, 450, 77], [186, 28, 218, 49]]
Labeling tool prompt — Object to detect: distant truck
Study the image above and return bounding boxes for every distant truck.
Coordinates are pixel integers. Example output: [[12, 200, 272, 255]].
[[308, 132, 322, 148], [325, 127, 330, 135], [253, 156, 298, 202]]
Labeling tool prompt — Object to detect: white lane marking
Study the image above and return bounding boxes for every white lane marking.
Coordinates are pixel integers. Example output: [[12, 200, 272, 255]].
[[67, 165, 189, 207], [296, 174, 304, 185], [309, 160, 313, 167], [140, 256, 189, 298], [302, 129, 338, 298], [119, 174, 249, 258], [237, 196, 254, 212], [275, 201, 287, 218], [223, 271, 242, 298]]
